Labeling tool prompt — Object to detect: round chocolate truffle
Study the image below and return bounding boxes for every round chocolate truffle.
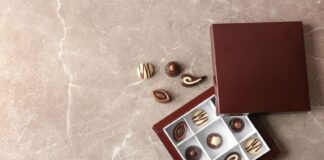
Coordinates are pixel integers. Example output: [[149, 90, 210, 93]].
[[224, 152, 241, 160], [229, 118, 245, 132], [165, 61, 181, 77], [206, 133, 222, 149], [185, 146, 202, 160]]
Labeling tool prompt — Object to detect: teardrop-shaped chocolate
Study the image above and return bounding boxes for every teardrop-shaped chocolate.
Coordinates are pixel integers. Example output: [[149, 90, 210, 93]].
[[173, 121, 187, 142], [152, 89, 172, 103], [180, 74, 206, 87]]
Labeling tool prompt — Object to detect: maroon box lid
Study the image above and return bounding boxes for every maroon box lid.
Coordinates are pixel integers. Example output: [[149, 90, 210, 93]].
[[210, 21, 310, 114]]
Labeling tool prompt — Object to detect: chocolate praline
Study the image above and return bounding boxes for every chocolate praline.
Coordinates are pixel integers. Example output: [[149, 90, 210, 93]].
[[229, 118, 245, 132], [165, 61, 181, 77], [185, 146, 202, 160], [224, 152, 241, 160], [172, 121, 187, 142], [206, 133, 222, 149]]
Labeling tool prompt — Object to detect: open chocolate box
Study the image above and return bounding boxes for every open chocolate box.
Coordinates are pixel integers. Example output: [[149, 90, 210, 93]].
[[153, 87, 279, 160], [153, 22, 310, 160]]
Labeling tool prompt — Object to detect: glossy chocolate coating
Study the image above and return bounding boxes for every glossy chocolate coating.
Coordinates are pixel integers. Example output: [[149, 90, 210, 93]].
[[229, 118, 245, 132], [206, 133, 222, 149], [137, 63, 154, 80], [185, 146, 202, 160], [173, 122, 187, 142], [152, 89, 172, 103], [224, 152, 241, 160], [180, 74, 206, 87], [165, 61, 181, 77]]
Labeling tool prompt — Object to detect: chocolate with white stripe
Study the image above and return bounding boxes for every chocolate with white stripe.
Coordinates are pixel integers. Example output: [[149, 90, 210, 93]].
[[224, 152, 241, 160], [192, 109, 208, 126], [137, 63, 154, 80], [180, 74, 206, 87], [245, 138, 262, 155]]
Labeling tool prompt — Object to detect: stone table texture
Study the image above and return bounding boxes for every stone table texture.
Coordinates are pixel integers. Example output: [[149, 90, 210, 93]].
[[0, 0, 323, 159]]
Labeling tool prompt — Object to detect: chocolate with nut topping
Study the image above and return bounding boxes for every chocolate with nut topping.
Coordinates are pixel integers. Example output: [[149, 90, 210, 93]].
[[165, 61, 181, 77]]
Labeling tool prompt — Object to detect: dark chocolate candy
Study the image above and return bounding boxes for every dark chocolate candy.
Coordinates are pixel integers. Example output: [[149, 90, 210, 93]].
[[206, 133, 222, 149], [224, 152, 241, 160], [185, 146, 202, 160], [173, 122, 187, 142], [180, 74, 206, 87], [165, 61, 181, 77], [229, 118, 245, 132], [152, 89, 172, 103]]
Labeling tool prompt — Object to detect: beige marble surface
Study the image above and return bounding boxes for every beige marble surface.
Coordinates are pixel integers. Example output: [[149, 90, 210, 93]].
[[0, 0, 324, 159]]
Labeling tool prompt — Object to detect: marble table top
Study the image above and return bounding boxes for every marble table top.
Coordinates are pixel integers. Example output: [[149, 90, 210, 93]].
[[0, 0, 324, 159]]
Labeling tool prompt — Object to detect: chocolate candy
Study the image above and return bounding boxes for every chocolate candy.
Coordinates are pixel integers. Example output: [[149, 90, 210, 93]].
[[229, 118, 245, 132], [245, 138, 262, 155], [137, 63, 154, 80], [192, 109, 208, 126], [224, 152, 241, 160], [185, 146, 202, 160], [180, 74, 206, 87], [165, 61, 181, 77], [173, 122, 187, 142], [152, 89, 172, 103], [206, 133, 222, 149]]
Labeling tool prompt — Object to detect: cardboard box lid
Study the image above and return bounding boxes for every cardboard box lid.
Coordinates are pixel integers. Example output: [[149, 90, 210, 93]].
[[210, 21, 310, 114]]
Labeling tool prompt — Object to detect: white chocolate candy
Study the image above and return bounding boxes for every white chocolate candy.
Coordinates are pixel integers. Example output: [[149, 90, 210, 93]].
[[137, 63, 154, 80], [245, 138, 262, 155], [192, 109, 208, 126]]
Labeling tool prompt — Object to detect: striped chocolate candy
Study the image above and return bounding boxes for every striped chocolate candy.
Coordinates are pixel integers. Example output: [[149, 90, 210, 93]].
[[192, 109, 209, 126], [137, 63, 154, 80]]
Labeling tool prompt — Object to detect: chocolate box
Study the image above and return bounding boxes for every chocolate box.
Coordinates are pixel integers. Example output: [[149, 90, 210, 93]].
[[153, 87, 279, 160], [153, 22, 310, 160]]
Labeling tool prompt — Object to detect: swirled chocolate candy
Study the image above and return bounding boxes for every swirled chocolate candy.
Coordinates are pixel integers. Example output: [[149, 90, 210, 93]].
[[229, 118, 245, 132], [185, 146, 202, 160], [165, 61, 181, 77], [173, 122, 187, 142], [137, 63, 154, 80], [152, 89, 172, 103], [180, 74, 206, 87], [225, 152, 241, 160], [245, 138, 262, 155], [206, 133, 222, 149], [192, 109, 208, 126]]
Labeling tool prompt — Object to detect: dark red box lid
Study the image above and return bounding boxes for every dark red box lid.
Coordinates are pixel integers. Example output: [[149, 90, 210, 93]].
[[210, 21, 310, 114]]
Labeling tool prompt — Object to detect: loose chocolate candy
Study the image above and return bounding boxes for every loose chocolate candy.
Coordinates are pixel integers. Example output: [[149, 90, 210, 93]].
[[137, 63, 154, 80], [185, 146, 202, 160], [152, 89, 172, 103], [225, 152, 241, 160], [229, 118, 245, 132], [245, 138, 262, 155], [165, 61, 181, 77], [180, 74, 206, 87], [206, 133, 222, 149], [192, 109, 208, 126], [173, 121, 187, 142]]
